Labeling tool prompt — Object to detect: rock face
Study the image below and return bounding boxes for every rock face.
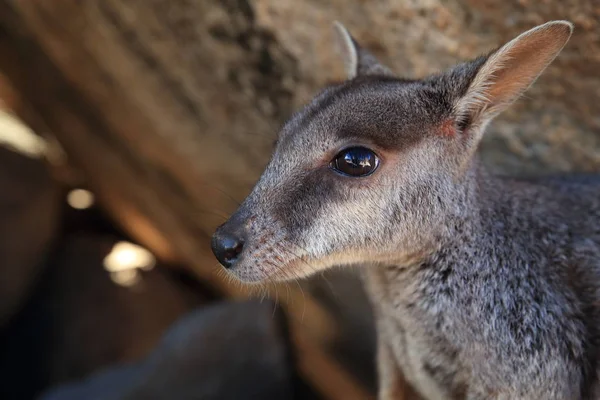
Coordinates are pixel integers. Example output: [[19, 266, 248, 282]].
[[40, 300, 296, 400], [253, 0, 600, 175]]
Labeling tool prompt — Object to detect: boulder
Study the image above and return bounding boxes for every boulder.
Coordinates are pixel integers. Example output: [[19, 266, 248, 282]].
[[0, 235, 208, 400], [40, 300, 296, 400]]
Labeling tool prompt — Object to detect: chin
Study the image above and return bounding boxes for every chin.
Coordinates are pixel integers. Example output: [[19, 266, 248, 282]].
[[225, 258, 319, 284]]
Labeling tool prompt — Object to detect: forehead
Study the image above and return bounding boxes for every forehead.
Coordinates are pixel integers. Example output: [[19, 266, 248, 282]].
[[278, 76, 452, 152]]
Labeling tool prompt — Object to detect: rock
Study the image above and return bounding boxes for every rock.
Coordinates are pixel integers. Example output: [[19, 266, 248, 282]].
[[253, 0, 600, 175], [0, 235, 208, 400], [40, 300, 295, 400], [0, 145, 60, 328]]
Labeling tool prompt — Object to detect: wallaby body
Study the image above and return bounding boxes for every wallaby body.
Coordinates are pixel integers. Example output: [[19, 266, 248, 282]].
[[366, 166, 600, 399], [212, 20, 600, 399]]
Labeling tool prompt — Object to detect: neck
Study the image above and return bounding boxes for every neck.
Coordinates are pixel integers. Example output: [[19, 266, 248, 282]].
[[429, 159, 491, 255], [364, 161, 518, 302], [396, 159, 510, 269]]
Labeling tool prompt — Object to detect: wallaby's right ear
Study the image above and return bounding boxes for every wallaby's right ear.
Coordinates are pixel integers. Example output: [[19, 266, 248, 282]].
[[455, 20, 573, 131], [332, 21, 394, 79]]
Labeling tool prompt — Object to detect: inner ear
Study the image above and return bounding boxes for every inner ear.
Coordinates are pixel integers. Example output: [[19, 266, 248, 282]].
[[454, 21, 573, 130], [483, 22, 572, 108], [332, 21, 395, 79]]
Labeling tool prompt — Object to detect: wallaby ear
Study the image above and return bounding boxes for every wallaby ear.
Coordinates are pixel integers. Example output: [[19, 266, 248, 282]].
[[332, 21, 394, 79], [455, 21, 573, 130]]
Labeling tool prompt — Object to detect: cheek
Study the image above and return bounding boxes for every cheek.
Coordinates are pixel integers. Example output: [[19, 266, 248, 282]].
[[271, 165, 400, 256], [301, 192, 391, 257]]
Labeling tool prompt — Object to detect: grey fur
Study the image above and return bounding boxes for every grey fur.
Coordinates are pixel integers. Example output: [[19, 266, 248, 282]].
[[212, 20, 600, 399]]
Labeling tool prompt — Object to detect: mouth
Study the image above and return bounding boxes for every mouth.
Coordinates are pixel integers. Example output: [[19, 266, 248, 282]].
[[221, 249, 309, 284]]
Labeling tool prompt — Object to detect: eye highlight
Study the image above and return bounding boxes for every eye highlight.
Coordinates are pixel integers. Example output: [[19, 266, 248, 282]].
[[330, 146, 380, 177]]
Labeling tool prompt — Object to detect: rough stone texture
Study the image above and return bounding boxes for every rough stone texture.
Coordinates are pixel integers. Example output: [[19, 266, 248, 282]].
[[40, 300, 296, 400], [0, 146, 60, 328], [253, 0, 600, 175]]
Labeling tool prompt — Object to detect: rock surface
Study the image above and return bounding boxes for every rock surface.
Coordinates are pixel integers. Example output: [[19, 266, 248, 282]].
[[253, 0, 600, 175], [40, 300, 296, 400]]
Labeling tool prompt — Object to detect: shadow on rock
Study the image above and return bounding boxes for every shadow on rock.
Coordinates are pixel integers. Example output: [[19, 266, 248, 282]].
[[41, 300, 297, 400]]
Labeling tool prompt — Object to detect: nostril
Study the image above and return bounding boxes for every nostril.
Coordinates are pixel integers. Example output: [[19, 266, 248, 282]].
[[222, 238, 244, 263], [211, 233, 245, 269]]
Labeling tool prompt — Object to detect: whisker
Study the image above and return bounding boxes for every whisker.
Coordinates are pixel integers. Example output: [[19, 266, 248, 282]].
[[283, 243, 342, 300], [196, 181, 243, 207], [272, 282, 280, 317], [284, 281, 291, 308], [193, 209, 231, 222], [320, 270, 339, 300], [275, 247, 319, 322]]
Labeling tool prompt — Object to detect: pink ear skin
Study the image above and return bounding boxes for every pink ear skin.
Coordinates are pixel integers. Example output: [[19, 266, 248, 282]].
[[439, 118, 457, 137]]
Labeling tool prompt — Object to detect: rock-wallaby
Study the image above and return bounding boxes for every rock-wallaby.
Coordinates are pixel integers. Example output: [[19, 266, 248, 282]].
[[212, 20, 600, 399]]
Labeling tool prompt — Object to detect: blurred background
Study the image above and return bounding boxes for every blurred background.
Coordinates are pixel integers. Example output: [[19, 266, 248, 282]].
[[0, 1, 598, 399]]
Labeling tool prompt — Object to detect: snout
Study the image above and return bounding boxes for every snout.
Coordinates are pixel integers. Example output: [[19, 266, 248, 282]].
[[211, 221, 247, 269]]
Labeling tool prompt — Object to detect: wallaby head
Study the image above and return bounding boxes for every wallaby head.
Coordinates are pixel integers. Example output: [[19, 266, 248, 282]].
[[212, 21, 573, 283]]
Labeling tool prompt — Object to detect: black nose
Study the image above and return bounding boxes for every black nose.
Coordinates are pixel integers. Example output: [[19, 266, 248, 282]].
[[211, 230, 245, 269]]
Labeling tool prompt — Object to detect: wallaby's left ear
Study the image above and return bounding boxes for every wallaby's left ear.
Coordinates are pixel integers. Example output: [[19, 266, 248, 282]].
[[332, 21, 395, 79], [455, 20, 573, 131]]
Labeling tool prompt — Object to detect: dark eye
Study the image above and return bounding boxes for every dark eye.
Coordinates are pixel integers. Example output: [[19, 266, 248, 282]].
[[330, 146, 380, 177]]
